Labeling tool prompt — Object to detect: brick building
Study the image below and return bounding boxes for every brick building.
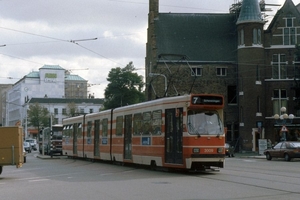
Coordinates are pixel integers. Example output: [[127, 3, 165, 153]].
[[146, 0, 300, 151]]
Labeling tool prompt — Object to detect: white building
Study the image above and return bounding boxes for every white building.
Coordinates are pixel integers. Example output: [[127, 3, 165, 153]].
[[4, 65, 103, 138]]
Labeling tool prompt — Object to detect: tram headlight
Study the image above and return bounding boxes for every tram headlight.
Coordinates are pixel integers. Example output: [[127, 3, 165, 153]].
[[193, 148, 200, 153], [217, 147, 223, 153]]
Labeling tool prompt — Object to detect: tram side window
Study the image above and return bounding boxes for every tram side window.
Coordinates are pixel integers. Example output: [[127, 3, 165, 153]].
[[63, 125, 68, 138], [102, 118, 108, 137], [143, 112, 152, 135], [69, 125, 73, 139], [116, 116, 123, 136], [87, 121, 92, 138], [152, 110, 162, 135], [133, 113, 143, 135], [77, 123, 82, 138]]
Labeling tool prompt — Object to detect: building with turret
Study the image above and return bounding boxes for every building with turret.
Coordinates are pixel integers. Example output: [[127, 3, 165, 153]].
[[146, 0, 300, 151]]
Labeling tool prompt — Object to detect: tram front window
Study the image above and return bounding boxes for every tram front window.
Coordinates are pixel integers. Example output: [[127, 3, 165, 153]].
[[187, 110, 223, 135]]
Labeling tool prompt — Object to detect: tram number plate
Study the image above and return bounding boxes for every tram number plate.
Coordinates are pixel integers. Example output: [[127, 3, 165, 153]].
[[204, 149, 214, 153]]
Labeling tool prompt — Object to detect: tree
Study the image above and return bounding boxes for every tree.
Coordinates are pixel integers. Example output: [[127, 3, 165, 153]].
[[104, 62, 145, 109], [27, 103, 50, 132], [67, 102, 80, 117]]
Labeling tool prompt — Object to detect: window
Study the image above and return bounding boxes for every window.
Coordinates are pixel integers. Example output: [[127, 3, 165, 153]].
[[152, 110, 162, 135], [191, 67, 202, 76], [257, 96, 261, 113], [272, 54, 287, 79], [78, 123, 82, 138], [253, 28, 257, 44], [133, 113, 143, 135], [228, 86, 237, 104], [273, 89, 287, 115], [87, 121, 92, 144], [53, 118, 58, 124], [102, 118, 108, 137], [62, 108, 67, 115], [217, 68, 227, 76], [80, 108, 84, 114], [143, 112, 152, 135], [89, 108, 93, 113], [238, 29, 244, 45], [256, 65, 261, 81], [116, 116, 123, 136], [240, 107, 244, 124], [283, 18, 296, 45], [257, 29, 261, 44], [54, 108, 58, 114], [253, 28, 261, 45]]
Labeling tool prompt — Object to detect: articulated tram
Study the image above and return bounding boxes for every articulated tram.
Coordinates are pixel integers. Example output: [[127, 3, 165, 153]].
[[62, 94, 226, 171]]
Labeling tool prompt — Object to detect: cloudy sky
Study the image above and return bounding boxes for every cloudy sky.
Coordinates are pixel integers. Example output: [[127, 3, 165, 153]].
[[0, 0, 297, 98]]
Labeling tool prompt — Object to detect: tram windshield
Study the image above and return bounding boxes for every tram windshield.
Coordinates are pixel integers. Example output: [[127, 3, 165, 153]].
[[187, 110, 223, 135]]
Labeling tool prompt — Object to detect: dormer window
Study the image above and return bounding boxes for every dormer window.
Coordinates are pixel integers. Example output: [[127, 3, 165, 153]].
[[283, 18, 296, 45]]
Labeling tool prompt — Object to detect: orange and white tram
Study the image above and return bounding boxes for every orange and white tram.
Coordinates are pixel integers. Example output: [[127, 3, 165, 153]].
[[62, 94, 226, 170]]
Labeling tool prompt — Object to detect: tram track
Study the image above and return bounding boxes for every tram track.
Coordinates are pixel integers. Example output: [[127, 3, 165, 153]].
[[192, 163, 300, 196]]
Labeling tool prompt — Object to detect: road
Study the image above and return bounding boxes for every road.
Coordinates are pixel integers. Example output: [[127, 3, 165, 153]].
[[0, 152, 299, 200]]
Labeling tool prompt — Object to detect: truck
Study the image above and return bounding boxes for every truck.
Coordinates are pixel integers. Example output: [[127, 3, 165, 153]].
[[0, 126, 25, 175], [39, 124, 63, 157]]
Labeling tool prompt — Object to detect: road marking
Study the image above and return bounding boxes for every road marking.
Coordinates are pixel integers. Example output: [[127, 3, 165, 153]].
[[28, 179, 49, 182], [243, 159, 257, 162]]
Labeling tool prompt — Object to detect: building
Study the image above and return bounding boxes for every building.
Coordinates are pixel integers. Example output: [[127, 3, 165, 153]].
[[25, 97, 103, 138], [3, 64, 103, 138], [0, 84, 12, 126], [146, 0, 300, 151]]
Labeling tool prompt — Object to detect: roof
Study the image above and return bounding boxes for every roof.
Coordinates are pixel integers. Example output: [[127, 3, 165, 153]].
[[65, 74, 87, 81], [25, 71, 39, 78], [28, 98, 104, 104], [236, 0, 264, 25], [155, 13, 237, 63], [39, 65, 65, 70]]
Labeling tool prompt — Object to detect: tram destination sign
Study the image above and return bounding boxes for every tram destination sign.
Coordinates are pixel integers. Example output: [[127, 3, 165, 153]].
[[192, 96, 223, 105]]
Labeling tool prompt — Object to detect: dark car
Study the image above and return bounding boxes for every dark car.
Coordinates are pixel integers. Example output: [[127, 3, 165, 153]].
[[225, 143, 234, 157], [23, 142, 32, 153], [264, 141, 300, 161]]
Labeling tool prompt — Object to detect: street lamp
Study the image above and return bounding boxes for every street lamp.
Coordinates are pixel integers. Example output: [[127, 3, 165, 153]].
[[149, 73, 167, 96], [273, 107, 294, 141]]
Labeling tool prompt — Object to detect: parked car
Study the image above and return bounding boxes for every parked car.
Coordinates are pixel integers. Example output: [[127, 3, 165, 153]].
[[225, 143, 234, 157], [23, 142, 32, 153], [264, 141, 300, 161], [25, 138, 37, 151]]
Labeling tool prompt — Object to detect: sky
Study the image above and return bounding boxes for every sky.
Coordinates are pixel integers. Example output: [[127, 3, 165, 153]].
[[0, 0, 298, 98]]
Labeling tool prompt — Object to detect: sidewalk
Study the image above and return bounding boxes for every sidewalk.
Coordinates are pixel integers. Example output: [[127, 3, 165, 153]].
[[34, 153, 67, 159], [233, 152, 266, 159]]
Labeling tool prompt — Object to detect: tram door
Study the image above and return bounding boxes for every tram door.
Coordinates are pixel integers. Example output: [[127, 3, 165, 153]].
[[124, 114, 132, 159], [165, 108, 183, 164], [94, 120, 100, 156], [73, 124, 78, 155]]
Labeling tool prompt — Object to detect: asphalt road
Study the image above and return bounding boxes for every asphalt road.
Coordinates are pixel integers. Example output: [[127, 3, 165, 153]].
[[1, 152, 299, 200]]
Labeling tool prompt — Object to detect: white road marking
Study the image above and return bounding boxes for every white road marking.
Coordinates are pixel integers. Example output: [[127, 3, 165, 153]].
[[28, 179, 50, 182]]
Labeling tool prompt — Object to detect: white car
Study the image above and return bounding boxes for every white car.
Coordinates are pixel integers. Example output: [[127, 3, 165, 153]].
[[25, 138, 37, 151]]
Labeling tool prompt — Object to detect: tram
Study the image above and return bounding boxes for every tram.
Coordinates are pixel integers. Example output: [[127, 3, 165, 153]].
[[62, 94, 226, 171]]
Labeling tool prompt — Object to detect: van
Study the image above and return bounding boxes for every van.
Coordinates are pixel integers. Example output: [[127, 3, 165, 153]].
[[25, 139, 37, 151]]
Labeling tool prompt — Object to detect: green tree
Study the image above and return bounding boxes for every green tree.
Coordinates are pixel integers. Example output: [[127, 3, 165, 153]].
[[27, 103, 50, 132], [104, 61, 145, 109], [67, 102, 80, 117]]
